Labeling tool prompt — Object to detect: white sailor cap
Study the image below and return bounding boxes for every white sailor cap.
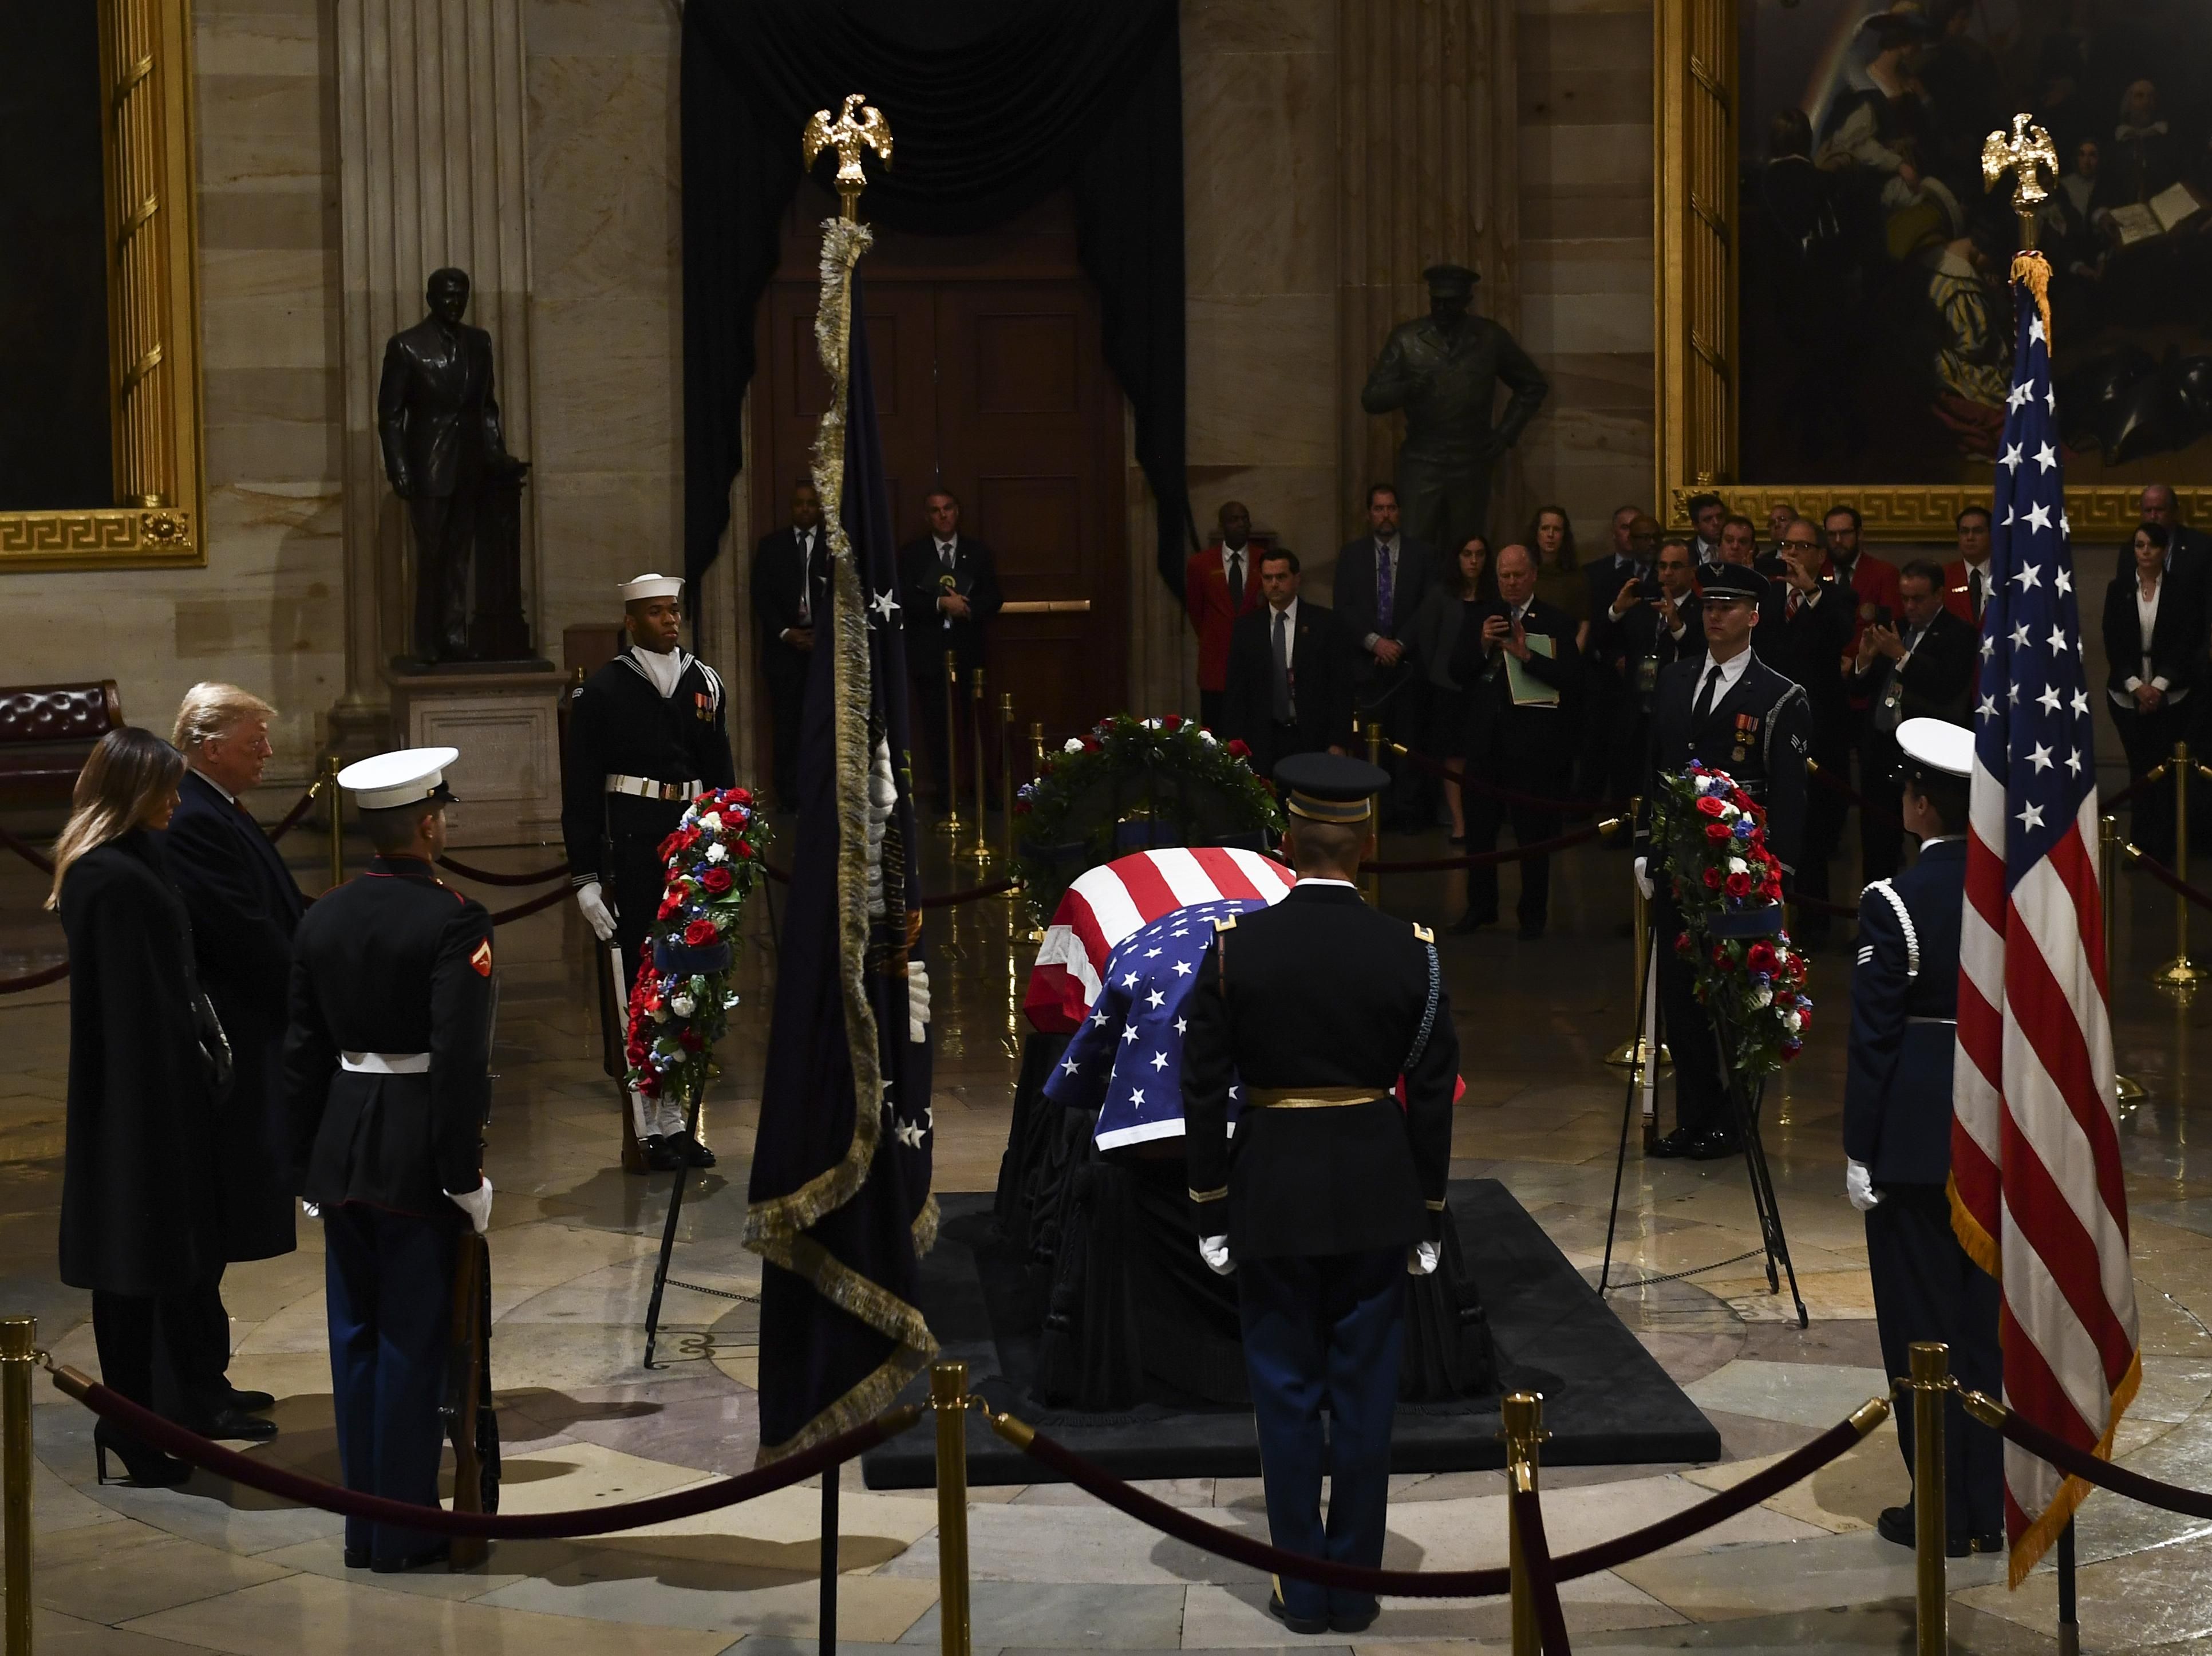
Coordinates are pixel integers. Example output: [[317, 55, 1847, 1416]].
[[1898, 717, 1973, 780], [620, 572, 684, 604], [337, 746, 460, 811]]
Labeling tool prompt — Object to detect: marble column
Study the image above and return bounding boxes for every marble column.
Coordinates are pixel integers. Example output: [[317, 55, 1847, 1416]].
[[328, 0, 535, 752], [1338, 0, 1522, 546]]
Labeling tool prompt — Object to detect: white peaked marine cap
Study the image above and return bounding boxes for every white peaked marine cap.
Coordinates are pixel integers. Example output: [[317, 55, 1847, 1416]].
[[1897, 717, 1973, 780], [337, 747, 461, 810]]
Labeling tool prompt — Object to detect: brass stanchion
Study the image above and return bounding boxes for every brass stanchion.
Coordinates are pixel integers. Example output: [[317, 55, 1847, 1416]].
[[2155, 740, 2200, 987], [931, 1362, 973, 1656], [959, 669, 992, 868], [1364, 721, 1385, 905], [2, 1315, 33, 1656], [999, 692, 1017, 870], [1025, 721, 1048, 941], [1502, 1390, 1545, 1656], [2102, 814, 2146, 1102], [323, 752, 345, 890], [936, 652, 966, 838], [1910, 1341, 1949, 1656]]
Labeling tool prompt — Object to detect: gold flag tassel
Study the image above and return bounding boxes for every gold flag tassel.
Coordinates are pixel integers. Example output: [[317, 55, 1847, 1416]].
[[2009, 250, 2053, 351]]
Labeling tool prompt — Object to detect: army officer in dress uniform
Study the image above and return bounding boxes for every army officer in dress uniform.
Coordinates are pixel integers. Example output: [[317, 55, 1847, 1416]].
[[1636, 561, 1811, 1161], [1843, 717, 2003, 1556], [561, 572, 736, 1170], [1182, 754, 1459, 1638], [282, 748, 496, 1573]]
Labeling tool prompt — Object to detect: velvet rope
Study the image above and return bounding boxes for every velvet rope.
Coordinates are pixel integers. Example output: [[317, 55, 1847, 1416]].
[[1393, 743, 1627, 817], [0, 960, 69, 995], [2126, 848, 2212, 914], [263, 786, 321, 844], [1978, 1392, 2212, 1520], [1510, 1476, 1575, 1654], [1360, 819, 1617, 875], [51, 1364, 922, 1537], [488, 886, 570, 926], [436, 854, 574, 888], [1806, 760, 1903, 829], [2102, 765, 2163, 811], [0, 825, 55, 876]]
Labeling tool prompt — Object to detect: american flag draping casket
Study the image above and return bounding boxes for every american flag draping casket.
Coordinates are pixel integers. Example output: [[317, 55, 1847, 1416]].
[[1021, 847, 1298, 1034]]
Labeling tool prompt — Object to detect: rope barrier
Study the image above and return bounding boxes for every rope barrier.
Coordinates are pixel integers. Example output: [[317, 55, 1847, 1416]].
[[0, 961, 69, 996], [1392, 742, 1628, 818], [1795, 893, 1864, 920], [0, 826, 54, 877], [759, 859, 1018, 910], [2104, 763, 2166, 811], [48, 1362, 922, 1537], [1510, 1475, 1574, 1655], [1961, 1387, 2212, 1520], [2123, 846, 2212, 913], [1806, 759, 1904, 829], [1360, 818, 1621, 875], [263, 784, 319, 844], [436, 854, 572, 888], [488, 885, 570, 927]]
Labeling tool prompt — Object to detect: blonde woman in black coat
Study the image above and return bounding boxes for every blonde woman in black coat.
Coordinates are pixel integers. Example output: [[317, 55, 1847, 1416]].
[[52, 728, 227, 1485]]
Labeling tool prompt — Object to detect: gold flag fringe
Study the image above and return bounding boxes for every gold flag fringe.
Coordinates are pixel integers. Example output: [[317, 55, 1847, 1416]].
[[2011, 250, 2053, 352]]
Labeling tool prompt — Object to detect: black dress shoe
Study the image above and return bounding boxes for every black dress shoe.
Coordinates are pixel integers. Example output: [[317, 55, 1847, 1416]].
[[1451, 908, 1496, 935], [1970, 1531, 2005, 1554], [1876, 1504, 1979, 1557], [372, 1541, 451, 1574], [664, 1129, 717, 1169], [639, 1134, 685, 1173], [1265, 1594, 1332, 1637], [199, 1408, 279, 1442], [93, 1423, 191, 1488], [1329, 1604, 1380, 1633], [1648, 1126, 1697, 1159], [343, 1545, 371, 1570], [226, 1387, 276, 1413], [1686, 1130, 1741, 1161]]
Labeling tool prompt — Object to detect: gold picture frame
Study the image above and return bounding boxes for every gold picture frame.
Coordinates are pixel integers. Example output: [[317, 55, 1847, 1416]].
[[0, 0, 204, 572], [1652, 0, 2212, 542]]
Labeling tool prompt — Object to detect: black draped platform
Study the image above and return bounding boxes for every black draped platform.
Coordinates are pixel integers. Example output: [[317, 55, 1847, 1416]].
[[860, 1180, 1721, 1488]]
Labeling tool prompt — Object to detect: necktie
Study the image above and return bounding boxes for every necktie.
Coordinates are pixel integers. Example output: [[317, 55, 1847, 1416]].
[[939, 541, 955, 569], [1376, 544, 1395, 635], [797, 533, 813, 624], [1272, 608, 1293, 722], [1970, 566, 1984, 620], [1786, 587, 1801, 618], [1692, 662, 1723, 726], [1227, 550, 1243, 609]]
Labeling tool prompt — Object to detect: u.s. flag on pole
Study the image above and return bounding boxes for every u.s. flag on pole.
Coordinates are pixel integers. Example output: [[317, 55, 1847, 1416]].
[[1953, 263, 2141, 1585]]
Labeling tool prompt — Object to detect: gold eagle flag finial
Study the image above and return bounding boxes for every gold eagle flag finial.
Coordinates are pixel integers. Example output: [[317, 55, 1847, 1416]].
[[802, 94, 893, 223], [1981, 112, 2059, 250]]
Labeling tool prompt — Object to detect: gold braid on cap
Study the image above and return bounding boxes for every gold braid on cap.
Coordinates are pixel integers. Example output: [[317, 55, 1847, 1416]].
[[1286, 792, 1374, 825]]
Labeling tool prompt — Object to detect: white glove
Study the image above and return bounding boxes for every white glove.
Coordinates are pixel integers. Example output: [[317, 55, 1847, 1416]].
[[448, 1177, 493, 1234], [1199, 1235, 1234, 1276], [1633, 855, 1654, 901], [300, 1199, 321, 1220], [1846, 1160, 1882, 1213], [576, 881, 617, 943], [1409, 1240, 1439, 1276], [908, 960, 932, 1043]]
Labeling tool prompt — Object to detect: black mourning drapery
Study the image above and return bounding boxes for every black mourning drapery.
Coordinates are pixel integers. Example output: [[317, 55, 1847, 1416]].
[[680, 0, 1194, 600]]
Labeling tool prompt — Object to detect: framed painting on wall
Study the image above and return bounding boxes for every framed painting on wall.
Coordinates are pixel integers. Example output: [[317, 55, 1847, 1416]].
[[1658, 0, 2212, 539]]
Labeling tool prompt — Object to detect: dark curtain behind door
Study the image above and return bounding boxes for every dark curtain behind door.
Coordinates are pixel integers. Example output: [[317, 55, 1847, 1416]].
[[680, 0, 1193, 602]]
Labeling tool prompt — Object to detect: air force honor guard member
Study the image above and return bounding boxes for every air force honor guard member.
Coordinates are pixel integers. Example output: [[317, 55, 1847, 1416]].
[[1842, 717, 2003, 1556], [562, 572, 736, 1170], [1183, 754, 1459, 1637], [1636, 560, 1811, 1160], [281, 748, 495, 1573]]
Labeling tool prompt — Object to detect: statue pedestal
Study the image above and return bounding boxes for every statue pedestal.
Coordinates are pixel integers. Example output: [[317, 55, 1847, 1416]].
[[388, 663, 563, 847]]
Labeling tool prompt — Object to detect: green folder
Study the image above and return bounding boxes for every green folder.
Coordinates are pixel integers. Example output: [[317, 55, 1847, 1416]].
[[1506, 633, 1560, 708]]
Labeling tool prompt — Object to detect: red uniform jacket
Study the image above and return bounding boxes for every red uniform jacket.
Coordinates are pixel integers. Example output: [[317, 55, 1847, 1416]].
[[1185, 541, 1265, 693], [1942, 558, 1992, 629]]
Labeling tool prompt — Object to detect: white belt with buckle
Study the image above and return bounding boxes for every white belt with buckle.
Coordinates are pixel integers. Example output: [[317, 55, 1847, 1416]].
[[340, 1051, 431, 1074], [605, 774, 700, 802], [1905, 1016, 1957, 1027]]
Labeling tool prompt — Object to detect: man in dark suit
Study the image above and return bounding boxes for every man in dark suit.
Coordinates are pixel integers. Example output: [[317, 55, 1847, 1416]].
[[1185, 500, 1265, 731], [1686, 491, 1727, 567], [1942, 505, 1994, 629], [749, 480, 830, 812], [1637, 562, 1811, 1160], [1715, 515, 1787, 632], [1456, 544, 1581, 937], [2110, 482, 2211, 592], [1334, 484, 1433, 829], [1183, 754, 1457, 1637], [284, 748, 495, 1574], [1591, 535, 1701, 809], [1849, 560, 1977, 885], [159, 683, 305, 1442], [1223, 549, 1349, 779], [375, 267, 522, 663], [1579, 508, 1655, 799], [1757, 519, 1855, 941], [1843, 719, 2002, 1558], [898, 490, 1004, 812]]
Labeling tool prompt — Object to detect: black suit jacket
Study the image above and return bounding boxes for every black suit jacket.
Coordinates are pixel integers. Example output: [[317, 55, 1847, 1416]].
[[1333, 536, 1433, 695], [1457, 597, 1581, 761], [1594, 589, 1702, 702], [898, 533, 1003, 675], [1222, 600, 1350, 777], [2103, 570, 2209, 701], [1755, 576, 1854, 727], [1643, 653, 1813, 873], [160, 770, 309, 1262], [1855, 607, 1978, 735], [375, 317, 504, 498], [750, 526, 830, 676], [1183, 884, 1458, 1257], [283, 855, 494, 1216]]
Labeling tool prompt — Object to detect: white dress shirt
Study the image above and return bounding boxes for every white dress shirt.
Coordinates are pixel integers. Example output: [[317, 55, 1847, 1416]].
[[2117, 574, 2185, 704], [1696, 644, 1755, 703]]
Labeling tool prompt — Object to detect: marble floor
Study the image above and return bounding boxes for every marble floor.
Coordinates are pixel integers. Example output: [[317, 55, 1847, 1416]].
[[6, 809, 2212, 1655]]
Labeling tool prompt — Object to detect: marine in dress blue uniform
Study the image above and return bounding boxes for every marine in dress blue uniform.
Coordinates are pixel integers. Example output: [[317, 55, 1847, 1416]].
[[1841, 717, 2004, 1555], [282, 748, 496, 1572], [1183, 755, 1459, 1637]]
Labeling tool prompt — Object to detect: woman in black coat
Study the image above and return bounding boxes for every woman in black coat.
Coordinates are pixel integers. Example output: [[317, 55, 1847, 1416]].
[[2103, 521, 2205, 864], [1407, 534, 1496, 842], [51, 728, 224, 1486]]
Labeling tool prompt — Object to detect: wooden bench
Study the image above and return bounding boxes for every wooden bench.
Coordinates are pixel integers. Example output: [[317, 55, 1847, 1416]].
[[0, 681, 125, 806]]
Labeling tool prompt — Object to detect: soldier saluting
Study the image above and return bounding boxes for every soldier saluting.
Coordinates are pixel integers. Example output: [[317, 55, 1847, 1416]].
[[1635, 560, 1811, 1161], [1182, 754, 1459, 1638], [562, 573, 735, 1171], [281, 748, 495, 1573]]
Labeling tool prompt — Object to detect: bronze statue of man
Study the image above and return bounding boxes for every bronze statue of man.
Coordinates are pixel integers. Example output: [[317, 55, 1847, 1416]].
[[1360, 263, 1549, 553], [376, 268, 523, 664]]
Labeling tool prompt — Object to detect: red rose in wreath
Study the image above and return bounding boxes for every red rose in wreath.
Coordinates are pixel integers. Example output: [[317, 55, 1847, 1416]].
[[1226, 739, 1251, 761], [658, 892, 683, 920], [1163, 713, 1183, 731], [682, 917, 718, 947], [678, 1028, 702, 1052], [1711, 944, 1735, 969], [1725, 871, 1754, 897], [1703, 866, 1725, 889], [700, 865, 734, 894], [726, 788, 753, 807], [1696, 796, 1725, 817], [1705, 822, 1731, 842], [658, 830, 685, 861], [1746, 940, 1779, 974]]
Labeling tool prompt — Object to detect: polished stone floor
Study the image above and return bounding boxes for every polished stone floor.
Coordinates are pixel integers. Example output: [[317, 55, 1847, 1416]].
[[6, 805, 2212, 1654]]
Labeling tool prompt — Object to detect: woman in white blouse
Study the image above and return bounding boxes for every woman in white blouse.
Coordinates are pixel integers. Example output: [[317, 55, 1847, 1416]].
[[2103, 522, 2205, 864]]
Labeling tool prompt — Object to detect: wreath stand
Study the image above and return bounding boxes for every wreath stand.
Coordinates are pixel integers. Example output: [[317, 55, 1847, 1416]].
[[641, 1073, 711, 1370], [1599, 903, 1810, 1329]]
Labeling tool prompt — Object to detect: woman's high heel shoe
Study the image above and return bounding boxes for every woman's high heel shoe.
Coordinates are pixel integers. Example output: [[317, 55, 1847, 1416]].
[[93, 1422, 191, 1488]]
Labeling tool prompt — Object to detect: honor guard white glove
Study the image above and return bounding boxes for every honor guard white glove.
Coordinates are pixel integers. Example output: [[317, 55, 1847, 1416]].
[[1633, 855, 1654, 901], [576, 881, 617, 943], [1198, 1235, 1234, 1276], [1845, 1159, 1882, 1213], [907, 960, 933, 1043], [1409, 1240, 1440, 1276], [300, 1200, 320, 1220], [448, 1177, 494, 1234]]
